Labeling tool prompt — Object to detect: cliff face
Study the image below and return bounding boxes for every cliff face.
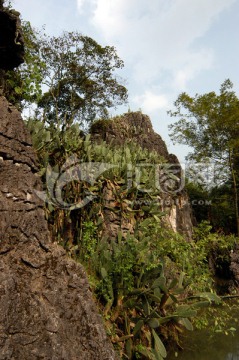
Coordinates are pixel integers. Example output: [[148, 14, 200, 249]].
[[91, 112, 194, 240], [0, 6, 116, 359]]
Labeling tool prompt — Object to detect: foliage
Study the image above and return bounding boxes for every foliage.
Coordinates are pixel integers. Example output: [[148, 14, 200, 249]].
[[185, 180, 210, 223], [185, 179, 237, 234], [75, 220, 225, 359], [5, 21, 45, 108], [168, 79, 239, 234], [168, 79, 239, 165], [209, 184, 237, 234], [38, 31, 127, 128], [193, 221, 237, 279], [5, 22, 128, 128]]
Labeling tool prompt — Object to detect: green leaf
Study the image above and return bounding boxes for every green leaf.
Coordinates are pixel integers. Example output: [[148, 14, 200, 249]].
[[172, 287, 185, 295], [147, 318, 160, 329], [14, 86, 22, 94], [148, 293, 162, 304], [125, 338, 133, 359], [152, 276, 166, 291], [179, 318, 193, 331], [178, 271, 185, 287], [190, 292, 221, 304], [137, 347, 157, 360], [174, 305, 197, 318], [44, 131, 51, 143], [200, 292, 221, 304], [191, 301, 210, 309], [153, 215, 161, 222], [152, 329, 167, 358], [169, 293, 178, 303], [100, 267, 108, 279], [133, 319, 144, 336], [168, 278, 178, 290], [154, 287, 162, 298], [151, 348, 164, 360], [142, 298, 151, 316]]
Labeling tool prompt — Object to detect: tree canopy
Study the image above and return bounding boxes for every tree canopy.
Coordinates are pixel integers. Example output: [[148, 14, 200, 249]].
[[168, 79, 239, 234], [38, 32, 128, 128], [6, 26, 128, 128], [168, 79, 239, 163]]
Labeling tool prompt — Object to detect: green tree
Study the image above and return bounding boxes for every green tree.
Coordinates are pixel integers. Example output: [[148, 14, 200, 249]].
[[37, 31, 128, 129], [5, 26, 128, 128], [168, 79, 239, 235]]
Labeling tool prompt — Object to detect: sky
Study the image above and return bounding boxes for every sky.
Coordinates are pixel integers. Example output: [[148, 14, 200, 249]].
[[12, 0, 239, 162]]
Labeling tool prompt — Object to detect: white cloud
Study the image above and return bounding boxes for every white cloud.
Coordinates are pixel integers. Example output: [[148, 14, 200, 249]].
[[133, 90, 169, 112], [91, 0, 126, 37], [77, 0, 86, 13], [172, 48, 214, 90], [85, 0, 236, 90]]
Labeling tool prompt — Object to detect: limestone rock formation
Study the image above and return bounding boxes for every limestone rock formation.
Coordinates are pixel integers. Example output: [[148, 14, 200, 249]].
[[0, 5, 116, 359], [90, 112, 169, 160], [91, 112, 194, 239]]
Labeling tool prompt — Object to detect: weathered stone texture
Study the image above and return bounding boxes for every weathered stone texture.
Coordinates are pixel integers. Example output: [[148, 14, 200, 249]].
[[91, 111, 170, 160], [0, 96, 116, 359]]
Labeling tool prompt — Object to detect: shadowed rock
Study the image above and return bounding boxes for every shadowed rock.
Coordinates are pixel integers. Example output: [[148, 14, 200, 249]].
[[0, 6, 24, 70], [0, 4, 116, 359]]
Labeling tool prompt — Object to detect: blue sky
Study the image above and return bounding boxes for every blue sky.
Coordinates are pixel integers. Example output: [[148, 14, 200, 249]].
[[12, 0, 239, 161]]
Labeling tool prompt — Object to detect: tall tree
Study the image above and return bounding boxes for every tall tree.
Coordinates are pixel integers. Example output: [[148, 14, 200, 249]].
[[38, 31, 128, 129], [168, 79, 239, 234], [5, 27, 128, 128]]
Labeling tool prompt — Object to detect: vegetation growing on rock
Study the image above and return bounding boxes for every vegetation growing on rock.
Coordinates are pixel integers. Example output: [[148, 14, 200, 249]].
[[2, 6, 239, 359]]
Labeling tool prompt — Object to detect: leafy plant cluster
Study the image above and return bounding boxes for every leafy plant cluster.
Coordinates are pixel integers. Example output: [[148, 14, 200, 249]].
[[72, 210, 230, 359]]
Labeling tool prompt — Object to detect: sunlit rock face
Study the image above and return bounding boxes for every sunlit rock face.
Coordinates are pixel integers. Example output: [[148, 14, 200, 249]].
[[0, 5, 116, 359]]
